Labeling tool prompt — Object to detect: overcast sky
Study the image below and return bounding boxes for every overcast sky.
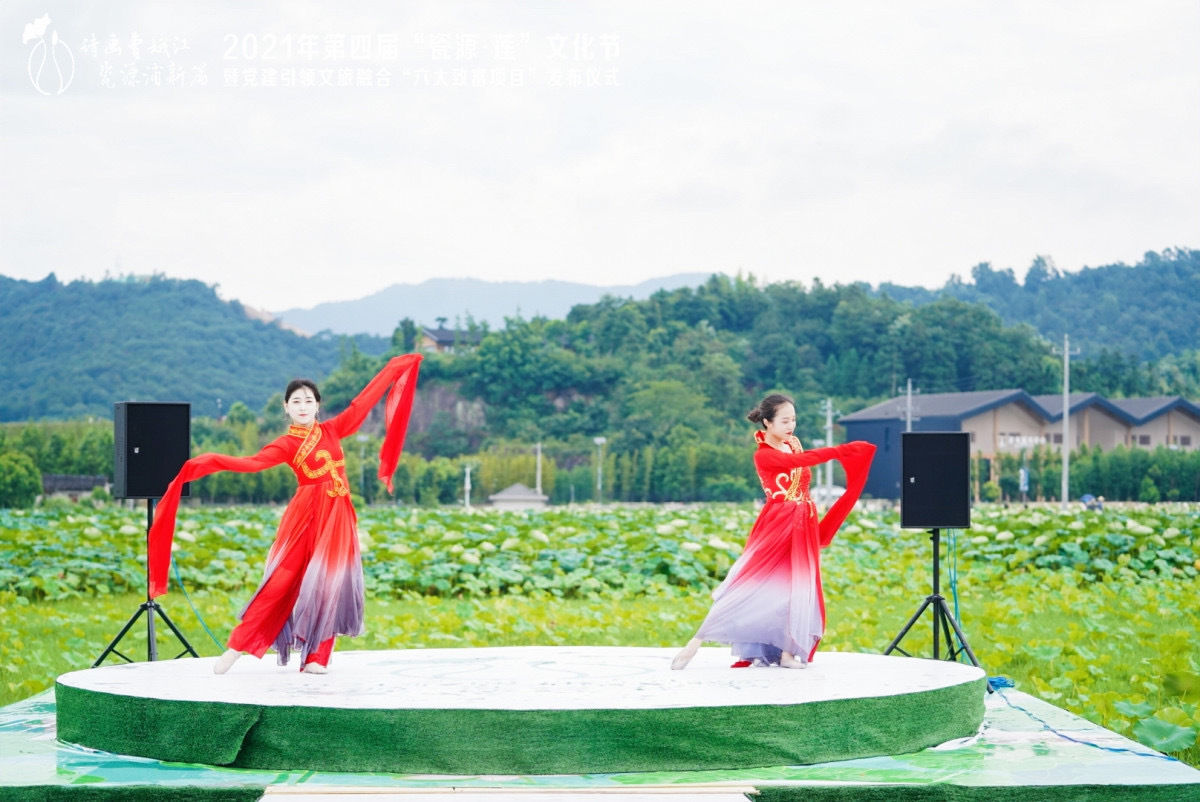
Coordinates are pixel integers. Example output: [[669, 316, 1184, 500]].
[[3, 1, 1197, 312]]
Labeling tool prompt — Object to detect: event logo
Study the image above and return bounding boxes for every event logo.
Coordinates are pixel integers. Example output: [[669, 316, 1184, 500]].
[[23, 14, 75, 95]]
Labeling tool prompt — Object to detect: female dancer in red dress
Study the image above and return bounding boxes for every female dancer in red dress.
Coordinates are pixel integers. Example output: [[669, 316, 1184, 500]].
[[672, 393, 875, 669], [146, 354, 422, 675]]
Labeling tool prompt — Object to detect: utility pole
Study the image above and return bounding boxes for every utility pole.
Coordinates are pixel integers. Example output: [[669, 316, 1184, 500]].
[[824, 398, 834, 498], [593, 436, 606, 503], [535, 441, 543, 496], [464, 464, 473, 511], [905, 379, 914, 432], [1053, 334, 1080, 509]]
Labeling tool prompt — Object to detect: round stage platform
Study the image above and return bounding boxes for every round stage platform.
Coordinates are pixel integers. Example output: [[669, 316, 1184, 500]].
[[56, 647, 985, 775]]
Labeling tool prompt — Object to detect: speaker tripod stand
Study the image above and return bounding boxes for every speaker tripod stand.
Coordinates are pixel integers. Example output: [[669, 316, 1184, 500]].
[[884, 528, 989, 689], [93, 498, 198, 667]]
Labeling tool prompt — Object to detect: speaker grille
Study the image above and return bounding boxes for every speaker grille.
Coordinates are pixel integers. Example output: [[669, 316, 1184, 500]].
[[113, 402, 191, 499], [900, 432, 970, 529]]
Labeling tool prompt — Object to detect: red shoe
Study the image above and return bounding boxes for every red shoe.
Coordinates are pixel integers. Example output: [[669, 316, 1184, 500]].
[[730, 660, 752, 668]]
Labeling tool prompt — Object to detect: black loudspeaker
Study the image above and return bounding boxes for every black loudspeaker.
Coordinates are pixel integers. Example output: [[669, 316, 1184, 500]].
[[113, 402, 191, 499], [901, 432, 970, 529]]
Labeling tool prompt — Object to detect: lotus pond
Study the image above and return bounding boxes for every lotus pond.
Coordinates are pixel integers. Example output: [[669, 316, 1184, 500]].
[[1, 500, 1197, 765]]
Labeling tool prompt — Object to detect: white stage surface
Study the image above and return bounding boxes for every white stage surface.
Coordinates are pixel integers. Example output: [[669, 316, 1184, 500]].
[[58, 646, 984, 709], [55, 647, 986, 776]]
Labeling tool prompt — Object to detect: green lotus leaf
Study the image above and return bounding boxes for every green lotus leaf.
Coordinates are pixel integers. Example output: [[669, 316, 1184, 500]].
[[1132, 717, 1197, 753]]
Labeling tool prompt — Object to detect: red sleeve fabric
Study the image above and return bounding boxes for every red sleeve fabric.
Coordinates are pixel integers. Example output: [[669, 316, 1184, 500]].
[[817, 442, 876, 547], [753, 444, 844, 473], [324, 353, 422, 494], [753, 441, 877, 547], [147, 440, 290, 598]]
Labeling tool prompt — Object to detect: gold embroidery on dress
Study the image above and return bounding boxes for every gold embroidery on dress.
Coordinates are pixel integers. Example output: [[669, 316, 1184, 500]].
[[759, 438, 817, 514], [291, 426, 347, 497], [293, 424, 322, 468], [300, 449, 348, 497]]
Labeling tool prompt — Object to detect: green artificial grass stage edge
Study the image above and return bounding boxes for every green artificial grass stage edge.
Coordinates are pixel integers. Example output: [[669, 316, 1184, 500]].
[[9, 781, 1198, 801], [3, 788, 264, 802], [753, 783, 1200, 802], [55, 676, 985, 775]]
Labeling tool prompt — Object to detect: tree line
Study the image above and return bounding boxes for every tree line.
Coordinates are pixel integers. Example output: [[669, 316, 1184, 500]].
[[0, 273, 385, 421], [4, 256, 1200, 506], [3, 250, 1198, 507], [4, 416, 1200, 507], [318, 266, 1197, 476], [979, 445, 1200, 504], [876, 247, 1200, 362], [4, 250, 1196, 423]]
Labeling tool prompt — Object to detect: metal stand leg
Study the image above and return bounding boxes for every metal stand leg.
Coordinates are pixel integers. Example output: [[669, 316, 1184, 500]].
[[884, 529, 991, 692], [93, 498, 199, 667]]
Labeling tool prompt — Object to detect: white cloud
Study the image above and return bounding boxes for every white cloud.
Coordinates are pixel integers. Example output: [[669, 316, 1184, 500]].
[[2, 1, 1196, 310]]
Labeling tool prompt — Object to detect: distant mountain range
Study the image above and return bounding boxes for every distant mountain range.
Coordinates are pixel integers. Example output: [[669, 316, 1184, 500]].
[[275, 274, 716, 336], [0, 274, 377, 422], [2, 249, 1196, 422]]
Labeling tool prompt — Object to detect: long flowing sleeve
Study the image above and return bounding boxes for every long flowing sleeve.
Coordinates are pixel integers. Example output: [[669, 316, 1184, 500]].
[[147, 442, 290, 598], [753, 444, 845, 473], [753, 441, 877, 547], [816, 442, 875, 547], [324, 353, 423, 493]]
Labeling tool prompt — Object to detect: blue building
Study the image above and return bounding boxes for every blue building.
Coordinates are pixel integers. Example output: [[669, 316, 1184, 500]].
[[838, 390, 1052, 500], [838, 390, 1200, 499]]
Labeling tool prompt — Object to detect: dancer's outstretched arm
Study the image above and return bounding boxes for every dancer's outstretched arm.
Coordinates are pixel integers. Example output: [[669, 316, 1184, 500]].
[[754, 441, 876, 546], [324, 353, 422, 493], [816, 442, 876, 546], [752, 440, 871, 473], [148, 441, 291, 597], [324, 354, 422, 437]]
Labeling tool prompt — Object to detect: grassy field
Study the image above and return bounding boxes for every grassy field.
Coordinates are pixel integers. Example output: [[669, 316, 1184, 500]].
[[2, 500, 1197, 767]]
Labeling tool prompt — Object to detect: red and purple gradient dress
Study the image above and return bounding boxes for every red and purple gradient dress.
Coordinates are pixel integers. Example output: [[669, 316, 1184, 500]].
[[694, 433, 876, 665], [146, 354, 422, 667]]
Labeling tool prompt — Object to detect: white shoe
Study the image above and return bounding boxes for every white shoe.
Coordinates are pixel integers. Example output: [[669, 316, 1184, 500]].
[[670, 638, 702, 670], [303, 662, 328, 674], [213, 648, 242, 675], [780, 652, 808, 669]]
